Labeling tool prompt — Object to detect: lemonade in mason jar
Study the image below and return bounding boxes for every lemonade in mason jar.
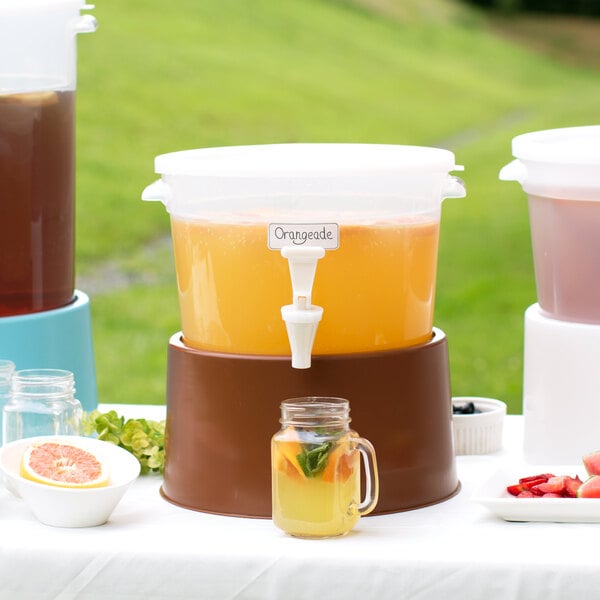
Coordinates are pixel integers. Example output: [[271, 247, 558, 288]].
[[271, 397, 378, 538]]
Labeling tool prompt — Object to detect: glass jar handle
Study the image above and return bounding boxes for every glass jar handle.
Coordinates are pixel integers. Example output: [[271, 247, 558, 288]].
[[355, 438, 379, 516]]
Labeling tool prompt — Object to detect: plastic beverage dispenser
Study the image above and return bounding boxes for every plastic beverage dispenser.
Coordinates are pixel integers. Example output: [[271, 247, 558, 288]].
[[143, 143, 466, 516], [0, 0, 98, 411], [500, 126, 600, 464]]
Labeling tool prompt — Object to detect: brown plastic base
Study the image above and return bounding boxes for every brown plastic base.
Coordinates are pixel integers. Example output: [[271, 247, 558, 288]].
[[162, 329, 459, 517]]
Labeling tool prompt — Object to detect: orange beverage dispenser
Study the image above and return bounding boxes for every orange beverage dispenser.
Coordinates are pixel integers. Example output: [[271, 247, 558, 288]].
[[143, 143, 466, 516]]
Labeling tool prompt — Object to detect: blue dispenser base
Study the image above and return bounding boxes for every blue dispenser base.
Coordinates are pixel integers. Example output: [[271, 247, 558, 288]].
[[0, 291, 98, 412]]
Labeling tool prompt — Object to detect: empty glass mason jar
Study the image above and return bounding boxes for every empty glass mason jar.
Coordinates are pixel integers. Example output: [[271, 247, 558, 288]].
[[271, 396, 379, 538], [0, 359, 15, 445], [2, 369, 82, 444]]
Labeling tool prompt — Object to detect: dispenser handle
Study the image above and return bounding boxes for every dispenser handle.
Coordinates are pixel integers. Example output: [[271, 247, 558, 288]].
[[442, 175, 466, 199], [142, 179, 171, 204], [72, 14, 98, 34], [499, 159, 527, 183]]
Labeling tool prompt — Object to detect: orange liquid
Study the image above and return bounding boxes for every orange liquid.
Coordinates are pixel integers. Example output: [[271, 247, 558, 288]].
[[171, 217, 439, 355]]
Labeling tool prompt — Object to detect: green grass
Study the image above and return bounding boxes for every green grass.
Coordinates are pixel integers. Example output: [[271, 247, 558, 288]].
[[74, 0, 600, 412]]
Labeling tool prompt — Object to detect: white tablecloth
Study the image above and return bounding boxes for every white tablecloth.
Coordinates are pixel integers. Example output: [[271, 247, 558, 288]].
[[0, 406, 598, 600]]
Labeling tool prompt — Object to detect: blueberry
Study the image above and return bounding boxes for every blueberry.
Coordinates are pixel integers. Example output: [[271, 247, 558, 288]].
[[453, 401, 481, 414]]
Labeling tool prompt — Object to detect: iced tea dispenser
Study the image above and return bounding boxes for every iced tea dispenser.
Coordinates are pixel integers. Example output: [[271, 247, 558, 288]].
[[0, 0, 98, 411], [143, 143, 466, 516]]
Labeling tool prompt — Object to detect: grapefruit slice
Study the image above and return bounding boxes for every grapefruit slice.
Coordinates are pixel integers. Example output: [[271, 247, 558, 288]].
[[20, 441, 110, 489]]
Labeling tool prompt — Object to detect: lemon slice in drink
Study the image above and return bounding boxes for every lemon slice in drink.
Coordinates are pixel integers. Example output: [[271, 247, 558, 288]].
[[0, 91, 59, 106], [21, 441, 110, 489]]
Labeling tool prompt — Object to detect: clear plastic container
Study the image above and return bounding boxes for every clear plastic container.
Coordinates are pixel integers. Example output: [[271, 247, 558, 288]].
[[0, 1, 97, 316], [500, 126, 600, 323], [143, 143, 465, 356]]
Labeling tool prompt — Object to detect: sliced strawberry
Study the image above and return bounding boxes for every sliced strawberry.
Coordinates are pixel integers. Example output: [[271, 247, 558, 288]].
[[508, 472, 583, 499], [523, 477, 549, 490], [507, 477, 548, 496], [564, 475, 583, 498], [518, 473, 554, 484], [517, 490, 536, 498], [507, 483, 523, 496], [532, 475, 568, 495]]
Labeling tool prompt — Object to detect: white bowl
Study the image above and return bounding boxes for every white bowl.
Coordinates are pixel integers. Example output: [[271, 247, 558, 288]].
[[452, 397, 507, 455], [0, 435, 141, 527]]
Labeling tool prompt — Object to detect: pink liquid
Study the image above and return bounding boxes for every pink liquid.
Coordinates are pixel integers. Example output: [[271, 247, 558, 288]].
[[0, 90, 75, 316], [529, 194, 600, 323]]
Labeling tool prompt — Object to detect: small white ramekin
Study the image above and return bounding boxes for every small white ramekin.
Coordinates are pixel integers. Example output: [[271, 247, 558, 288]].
[[452, 397, 506, 455]]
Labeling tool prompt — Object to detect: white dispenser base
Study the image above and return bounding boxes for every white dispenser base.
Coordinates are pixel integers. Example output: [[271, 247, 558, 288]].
[[523, 303, 600, 464]]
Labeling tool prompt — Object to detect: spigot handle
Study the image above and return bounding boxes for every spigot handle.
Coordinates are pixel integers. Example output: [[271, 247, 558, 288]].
[[281, 246, 325, 307], [281, 305, 323, 369]]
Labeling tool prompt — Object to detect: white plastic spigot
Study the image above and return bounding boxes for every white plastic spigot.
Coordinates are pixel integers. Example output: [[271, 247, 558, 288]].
[[281, 303, 323, 369], [280, 246, 325, 369]]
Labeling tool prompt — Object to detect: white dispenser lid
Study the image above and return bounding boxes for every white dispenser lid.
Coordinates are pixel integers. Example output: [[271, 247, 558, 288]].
[[153, 143, 462, 177], [511, 126, 600, 164], [0, 0, 96, 94], [143, 143, 466, 220], [0, 0, 92, 6], [500, 126, 600, 200]]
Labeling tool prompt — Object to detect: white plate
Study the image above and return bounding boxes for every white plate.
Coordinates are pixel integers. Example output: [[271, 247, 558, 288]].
[[472, 465, 600, 523]]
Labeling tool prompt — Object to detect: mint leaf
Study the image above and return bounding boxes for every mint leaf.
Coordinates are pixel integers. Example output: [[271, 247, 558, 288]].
[[296, 442, 332, 478]]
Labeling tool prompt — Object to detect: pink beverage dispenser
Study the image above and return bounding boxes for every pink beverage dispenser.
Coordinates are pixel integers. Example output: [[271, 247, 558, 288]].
[[143, 143, 466, 516], [0, 0, 98, 411], [500, 126, 600, 463]]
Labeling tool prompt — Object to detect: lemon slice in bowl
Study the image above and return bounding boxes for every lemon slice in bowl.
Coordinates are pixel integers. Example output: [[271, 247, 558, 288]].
[[20, 441, 110, 489]]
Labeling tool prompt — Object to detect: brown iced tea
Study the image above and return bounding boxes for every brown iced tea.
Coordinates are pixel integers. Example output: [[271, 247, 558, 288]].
[[0, 90, 75, 315]]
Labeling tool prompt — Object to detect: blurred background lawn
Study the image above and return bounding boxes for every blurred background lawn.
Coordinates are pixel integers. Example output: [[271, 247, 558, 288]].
[[74, 0, 600, 412]]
